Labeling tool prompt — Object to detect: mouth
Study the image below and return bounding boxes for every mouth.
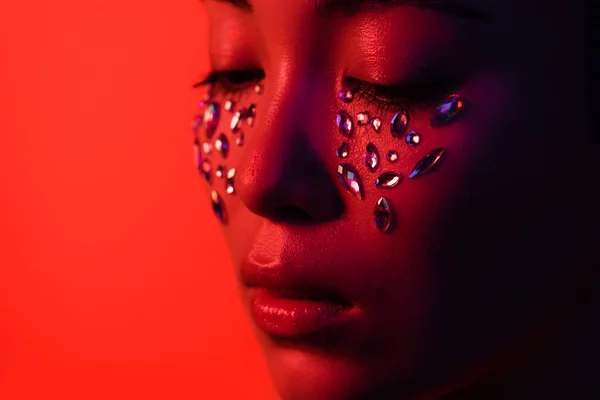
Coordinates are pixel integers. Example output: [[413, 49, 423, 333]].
[[248, 287, 361, 338]]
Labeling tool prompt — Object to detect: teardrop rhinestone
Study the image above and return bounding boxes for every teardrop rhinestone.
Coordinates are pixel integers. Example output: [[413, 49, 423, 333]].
[[254, 83, 264, 95], [210, 190, 227, 224], [192, 114, 203, 138], [203, 102, 220, 139], [375, 172, 402, 188], [431, 94, 464, 127], [214, 133, 229, 158], [374, 197, 394, 233], [409, 147, 446, 179], [230, 108, 245, 133], [336, 111, 354, 138], [224, 99, 235, 112], [193, 140, 201, 169], [336, 142, 349, 158], [356, 112, 370, 126], [386, 150, 399, 163], [338, 89, 354, 103], [364, 143, 380, 172], [390, 110, 409, 138], [201, 159, 212, 183], [235, 132, 245, 146], [246, 104, 256, 127], [337, 164, 364, 200], [215, 165, 225, 178], [202, 141, 213, 154], [405, 131, 421, 146], [225, 168, 236, 194], [371, 118, 382, 133]]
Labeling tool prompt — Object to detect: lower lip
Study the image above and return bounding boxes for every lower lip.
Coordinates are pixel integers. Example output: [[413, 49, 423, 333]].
[[249, 288, 360, 338]]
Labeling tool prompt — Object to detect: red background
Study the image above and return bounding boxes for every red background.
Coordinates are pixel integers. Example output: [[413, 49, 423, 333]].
[[0, 1, 276, 398]]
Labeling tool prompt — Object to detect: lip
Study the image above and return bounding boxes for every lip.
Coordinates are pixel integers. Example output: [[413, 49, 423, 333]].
[[249, 288, 361, 337], [241, 260, 363, 338]]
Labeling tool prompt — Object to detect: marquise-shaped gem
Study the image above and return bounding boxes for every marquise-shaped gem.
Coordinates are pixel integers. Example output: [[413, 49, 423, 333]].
[[230, 108, 245, 132], [336, 110, 354, 138], [235, 132, 244, 146], [224, 100, 235, 112], [246, 104, 256, 127], [375, 172, 402, 188], [431, 94, 464, 127], [202, 141, 213, 154], [371, 117, 382, 133], [409, 147, 446, 179], [210, 190, 227, 224], [390, 110, 409, 138], [337, 164, 364, 200], [203, 102, 220, 138], [214, 133, 229, 158], [201, 159, 212, 183], [215, 165, 225, 178], [374, 197, 394, 233], [364, 143, 380, 172], [336, 142, 349, 158]]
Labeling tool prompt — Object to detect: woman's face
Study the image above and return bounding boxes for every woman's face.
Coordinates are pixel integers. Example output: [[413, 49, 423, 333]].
[[197, 0, 593, 398]]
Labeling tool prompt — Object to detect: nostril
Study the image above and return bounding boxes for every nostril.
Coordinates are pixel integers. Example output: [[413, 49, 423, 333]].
[[270, 205, 314, 223]]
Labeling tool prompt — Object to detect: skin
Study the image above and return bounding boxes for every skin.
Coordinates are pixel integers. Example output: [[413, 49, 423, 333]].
[[199, 0, 599, 398]]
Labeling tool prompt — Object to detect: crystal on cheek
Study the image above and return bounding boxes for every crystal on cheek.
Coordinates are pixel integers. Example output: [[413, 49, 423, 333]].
[[338, 89, 354, 103], [224, 100, 235, 112], [225, 168, 236, 194], [405, 131, 421, 146], [431, 94, 464, 127], [409, 147, 446, 179], [230, 109, 245, 133], [235, 132, 244, 146], [192, 114, 202, 137], [203, 102, 220, 139], [246, 104, 256, 127], [371, 118, 382, 133], [202, 142, 213, 154], [201, 159, 212, 183], [214, 133, 229, 158], [336, 142, 349, 158], [254, 83, 264, 95], [210, 190, 227, 224], [375, 172, 402, 188], [386, 150, 399, 163], [356, 112, 370, 126], [336, 111, 354, 138], [374, 197, 394, 233], [364, 143, 380, 172], [215, 165, 225, 178], [390, 110, 409, 138], [337, 164, 364, 200]]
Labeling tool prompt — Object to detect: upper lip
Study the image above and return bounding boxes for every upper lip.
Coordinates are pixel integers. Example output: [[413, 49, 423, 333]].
[[241, 258, 353, 305]]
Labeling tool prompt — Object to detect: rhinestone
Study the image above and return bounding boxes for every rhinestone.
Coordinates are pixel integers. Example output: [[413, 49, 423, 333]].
[[375, 172, 402, 188], [230, 109, 245, 133], [225, 168, 236, 194], [210, 190, 227, 224], [371, 118, 382, 133], [336, 111, 354, 138], [201, 159, 212, 183], [254, 83, 264, 95], [235, 132, 245, 146], [214, 133, 229, 158], [409, 147, 446, 179], [215, 165, 225, 178], [364, 143, 380, 172], [338, 89, 354, 103], [390, 110, 409, 138], [374, 197, 394, 233], [356, 112, 370, 126], [431, 94, 464, 127], [405, 131, 421, 146], [337, 164, 364, 200], [224, 100, 235, 112], [246, 104, 256, 127], [193, 140, 201, 169], [386, 150, 399, 163], [202, 142, 213, 154], [336, 142, 349, 158], [203, 102, 220, 138], [192, 114, 202, 138]]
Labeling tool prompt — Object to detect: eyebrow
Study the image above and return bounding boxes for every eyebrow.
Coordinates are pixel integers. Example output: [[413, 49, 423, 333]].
[[209, 0, 488, 20]]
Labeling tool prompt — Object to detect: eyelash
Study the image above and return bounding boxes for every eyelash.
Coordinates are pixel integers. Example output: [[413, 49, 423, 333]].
[[193, 69, 450, 115]]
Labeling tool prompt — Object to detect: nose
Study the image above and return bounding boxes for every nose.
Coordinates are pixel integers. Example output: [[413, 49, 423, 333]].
[[235, 72, 345, 223]]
